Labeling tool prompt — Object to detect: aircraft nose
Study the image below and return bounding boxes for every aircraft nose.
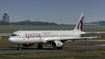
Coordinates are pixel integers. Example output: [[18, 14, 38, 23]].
[[8, 37, 16, 43]]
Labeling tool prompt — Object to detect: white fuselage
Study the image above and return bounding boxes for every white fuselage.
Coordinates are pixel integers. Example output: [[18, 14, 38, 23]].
[[8, 30, 85, 44], [8, 13, 88, 50]]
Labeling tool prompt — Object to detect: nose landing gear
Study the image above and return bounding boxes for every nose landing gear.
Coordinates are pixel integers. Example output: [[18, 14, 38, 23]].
[[17, 44, 21, 50]]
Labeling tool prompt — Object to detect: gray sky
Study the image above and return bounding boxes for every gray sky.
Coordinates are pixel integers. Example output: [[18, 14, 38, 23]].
[[0, 0, 105, 24]]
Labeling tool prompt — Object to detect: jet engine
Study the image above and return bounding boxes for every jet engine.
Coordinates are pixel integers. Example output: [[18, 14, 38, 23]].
[[52, 40, 64, 49], [22, 44, 34, 47]]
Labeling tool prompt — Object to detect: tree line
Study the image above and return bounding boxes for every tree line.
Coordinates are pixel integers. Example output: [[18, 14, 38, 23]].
[[0, 20, 58, 26]]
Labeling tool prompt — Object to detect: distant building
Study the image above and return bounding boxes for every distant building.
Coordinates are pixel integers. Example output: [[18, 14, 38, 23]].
[[3, 12, 9, 22], [91, 22, 100, 25], [84, 21, 105, 26], [99, 21, 105, 26], [83, 23, 92, 25]]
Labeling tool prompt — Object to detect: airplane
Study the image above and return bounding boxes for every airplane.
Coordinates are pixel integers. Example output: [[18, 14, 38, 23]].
[[8, 13, 100, 50]]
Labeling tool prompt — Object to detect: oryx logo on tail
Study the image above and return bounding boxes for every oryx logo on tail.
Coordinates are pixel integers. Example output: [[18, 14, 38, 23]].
[[74, 13, 84, 31]]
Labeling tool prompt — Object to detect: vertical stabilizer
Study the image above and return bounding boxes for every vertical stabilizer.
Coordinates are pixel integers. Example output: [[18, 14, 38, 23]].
[[73, 13, 84, 31]]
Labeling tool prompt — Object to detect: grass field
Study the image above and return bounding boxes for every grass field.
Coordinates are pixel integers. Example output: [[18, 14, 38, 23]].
[[0, 25, 105, 33], [0, 25, 105, 59], [1, 50, 105, 59]]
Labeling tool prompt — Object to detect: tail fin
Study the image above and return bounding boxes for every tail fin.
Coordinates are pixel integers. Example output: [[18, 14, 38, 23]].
[[73, 13, 84, 31]]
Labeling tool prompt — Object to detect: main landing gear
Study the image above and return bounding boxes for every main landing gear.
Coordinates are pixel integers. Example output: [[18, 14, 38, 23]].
[[17, 44, 43, 50], [57, 47, 62, 50], [37, 44, 43, 49]]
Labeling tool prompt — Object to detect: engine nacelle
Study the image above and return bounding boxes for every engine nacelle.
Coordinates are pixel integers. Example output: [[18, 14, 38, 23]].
[[22, 44, 34, 47], [52, 40, 64, 48]]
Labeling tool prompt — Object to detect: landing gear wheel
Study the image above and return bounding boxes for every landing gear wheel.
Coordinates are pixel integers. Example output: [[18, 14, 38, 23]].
[[57, 47, 62, 50], [17, 44, 21, 50], [17, 47, 21, 50], [37, 44, 43, 49]]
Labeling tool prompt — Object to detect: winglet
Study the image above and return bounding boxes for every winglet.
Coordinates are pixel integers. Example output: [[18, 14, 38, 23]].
[[73, 13, 84, 31]]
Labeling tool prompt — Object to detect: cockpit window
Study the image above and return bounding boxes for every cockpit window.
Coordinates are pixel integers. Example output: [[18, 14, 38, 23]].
[[11, 34, 17, 36]]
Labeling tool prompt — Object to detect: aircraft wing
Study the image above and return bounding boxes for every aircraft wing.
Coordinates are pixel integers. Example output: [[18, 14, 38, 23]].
[[85, 32, 105, 34], [45, 36, 100, 42]]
